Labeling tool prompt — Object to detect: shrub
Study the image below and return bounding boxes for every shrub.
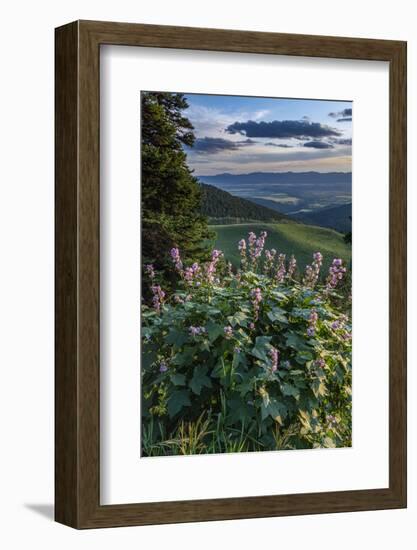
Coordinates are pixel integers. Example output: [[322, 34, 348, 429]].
[[141, 231, 352, 456]]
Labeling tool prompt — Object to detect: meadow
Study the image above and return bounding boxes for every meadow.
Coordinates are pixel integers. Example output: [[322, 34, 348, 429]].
[[210, 222, 351, 272]]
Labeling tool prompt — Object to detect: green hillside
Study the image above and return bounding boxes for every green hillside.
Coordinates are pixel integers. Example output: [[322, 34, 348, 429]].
[[211, 222, 351, 273], [292, 203, 352, 233], [200, 183, 290, 224]]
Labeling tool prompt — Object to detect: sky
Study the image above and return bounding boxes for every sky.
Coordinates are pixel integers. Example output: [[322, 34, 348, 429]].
[[181, 93, 352, 175]]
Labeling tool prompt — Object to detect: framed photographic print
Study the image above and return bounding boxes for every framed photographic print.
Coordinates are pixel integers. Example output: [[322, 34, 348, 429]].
[[55, 20, 407, 528]]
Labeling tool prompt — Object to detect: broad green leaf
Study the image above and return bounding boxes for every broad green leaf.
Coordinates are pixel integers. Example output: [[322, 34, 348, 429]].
[[227, 311, 248, 327], [226, 397, 254, 425], [189, 365, 212, 395], [167, 390, 191, 418], [200, 341, 211, 352], [205, 321, 224, 342], [261, 398, 287, 424], [211, 359, 226, 379], [267, 307, 288, 324], [251, 336, 272, 361], [295, 350, 314, 365], [171, 347, 195, 366], [165, 328, 188, 347], [141, 352, 157, 372], [285, 331, 311, 351], [236, 379, 253, 397], [170, 373, 186, 386], [281, 382, 300, 399]]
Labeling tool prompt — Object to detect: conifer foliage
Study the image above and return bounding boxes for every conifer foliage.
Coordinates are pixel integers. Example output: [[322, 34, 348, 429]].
[[141, 92, 213, 279]]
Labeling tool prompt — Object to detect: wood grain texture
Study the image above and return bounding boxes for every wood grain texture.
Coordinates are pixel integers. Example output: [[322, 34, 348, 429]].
[[55, 20, 407, 529], [55, 21, 79, 527]]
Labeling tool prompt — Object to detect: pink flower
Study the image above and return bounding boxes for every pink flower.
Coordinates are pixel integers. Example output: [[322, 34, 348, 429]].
[[247, 231, 267, 266], [205, 249, 223, 283], [326, 258, 347, 290], [238, 239, 247, 269], [151, 285, 165, 313], [276, 253, 286, 283], [145, 264, 155, 279], [189, 326, 206, 336], [269, 347, 279, 372], [264, 249, 276, 274], [303, 252, 323, 287], [287, 254, 297, 278], [170, 248, 183, 272], [159, 361, 168, 373], [251, 287, 262, 321], [307, 308, 318, 337]]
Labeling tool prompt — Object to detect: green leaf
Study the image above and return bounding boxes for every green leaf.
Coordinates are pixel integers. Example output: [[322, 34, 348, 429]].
[[232, 351, 241, 369], [205, 321, 224, 342], [261, 398, 287, 424], [236, 378, 253, 397], [311, 379, 327, 398], [270, 290, 288, 301], [167, 390, 191, 418], [267, 307, 288, 324], [295, 350, 314, 364], [285, 331, 311, 351], [189, 365, 212, 395], [251, 336, 272, 361], [171, 347, 195, 366], [227, 397, 254, 425], [141, 352, 157, 372], [228, 311, 248, 327], [335, 365, 345, 383], [170, 373, 186, 386], [281, 382, 300, 399], [200, 340, 211, 352], [165, 328, 188, 347]]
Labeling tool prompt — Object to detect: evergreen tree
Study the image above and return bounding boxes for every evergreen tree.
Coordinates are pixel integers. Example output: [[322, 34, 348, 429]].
[[141, 92, 212, 276]]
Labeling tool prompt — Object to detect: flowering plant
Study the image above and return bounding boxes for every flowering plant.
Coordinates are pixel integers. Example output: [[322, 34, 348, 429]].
[[142, 232, 351, 456]]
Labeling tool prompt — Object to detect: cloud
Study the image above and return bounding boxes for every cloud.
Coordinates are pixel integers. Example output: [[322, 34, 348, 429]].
[[190, 137, 256, 154], [265, 142, 294, 148], [329, 137, 352, 146], [226, 119, 341, 139], [328, 108, 352, 122], [303, 141, 334, 149], [186, 104, 270, 139]]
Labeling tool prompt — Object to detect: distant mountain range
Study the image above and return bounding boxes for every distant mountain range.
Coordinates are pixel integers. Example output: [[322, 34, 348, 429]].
[[199, 171, 352, 185]]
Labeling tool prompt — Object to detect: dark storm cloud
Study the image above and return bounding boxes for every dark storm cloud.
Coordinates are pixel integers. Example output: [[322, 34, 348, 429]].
[[225, 119, 341, 139], [329, 137, 352, 146], [328, 108, 352, 122], [190, 137, 256, 154], [303, 140, 334, 149]]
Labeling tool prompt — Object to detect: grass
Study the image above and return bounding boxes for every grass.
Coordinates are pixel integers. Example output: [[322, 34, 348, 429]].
[[210, 222, 351, 272]]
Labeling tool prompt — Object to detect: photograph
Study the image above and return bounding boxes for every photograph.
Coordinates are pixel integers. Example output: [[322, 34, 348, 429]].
[[140, 91, 353, 457]]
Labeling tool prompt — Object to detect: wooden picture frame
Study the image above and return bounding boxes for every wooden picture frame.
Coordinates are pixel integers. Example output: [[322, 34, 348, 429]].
[[55, 20, 407, 529]]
